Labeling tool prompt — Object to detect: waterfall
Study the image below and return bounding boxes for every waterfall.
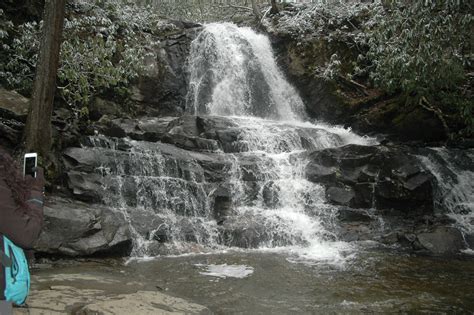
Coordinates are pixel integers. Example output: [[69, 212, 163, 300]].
[[417, 148, 474, 235], [75, 23, 375, 264], [65, 22, 474, 263], [186, 23, 306, 120], [184, 23, 374, 263]]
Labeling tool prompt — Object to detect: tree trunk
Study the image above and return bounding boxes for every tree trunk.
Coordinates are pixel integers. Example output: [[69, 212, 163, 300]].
[[270, 0, 278, 14], [24, 0, 66, 157], [250, 0, 261, 18]]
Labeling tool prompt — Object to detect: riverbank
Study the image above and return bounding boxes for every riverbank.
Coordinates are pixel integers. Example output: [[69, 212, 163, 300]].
[[15, 259, 211, 314]]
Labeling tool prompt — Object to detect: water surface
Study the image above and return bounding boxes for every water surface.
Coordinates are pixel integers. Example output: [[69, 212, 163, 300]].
[[33, 246, 474, 313]]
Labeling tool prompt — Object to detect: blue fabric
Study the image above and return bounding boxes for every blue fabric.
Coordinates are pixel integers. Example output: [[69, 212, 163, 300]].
[[2, 236, 30, 305]]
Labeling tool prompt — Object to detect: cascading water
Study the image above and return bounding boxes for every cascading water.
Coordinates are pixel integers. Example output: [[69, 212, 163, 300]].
[[186, 23, 305, 120], [183, 22, 375, 263], [79, 22, 376, 264], [417, 148, 474, 235]]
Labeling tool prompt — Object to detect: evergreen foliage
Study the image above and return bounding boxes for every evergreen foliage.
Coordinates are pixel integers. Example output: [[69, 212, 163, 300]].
[[265, 0, 473, 135], [0, 1, 166, 113], [363, 0, 473, 133]]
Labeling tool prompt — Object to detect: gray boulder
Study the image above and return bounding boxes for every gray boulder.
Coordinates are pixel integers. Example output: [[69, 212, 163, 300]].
[[415, 227, 466, 255], [0, 89, 28, 147], [35, 198, 132, 256]]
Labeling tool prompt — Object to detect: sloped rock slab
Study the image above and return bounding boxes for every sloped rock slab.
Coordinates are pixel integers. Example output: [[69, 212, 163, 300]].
[[35, 198, 132, 256], [15, 283, 210, 315]]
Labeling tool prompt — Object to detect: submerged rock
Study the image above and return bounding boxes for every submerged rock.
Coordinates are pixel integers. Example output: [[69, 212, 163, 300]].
[[414, 227, 466, 255]]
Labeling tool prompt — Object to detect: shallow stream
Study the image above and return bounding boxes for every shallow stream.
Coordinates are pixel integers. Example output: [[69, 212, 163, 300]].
[[32, 246, 474, 314]]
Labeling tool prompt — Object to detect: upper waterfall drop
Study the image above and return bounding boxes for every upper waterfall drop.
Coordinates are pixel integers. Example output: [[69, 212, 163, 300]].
[[186, 23, 306, 121]]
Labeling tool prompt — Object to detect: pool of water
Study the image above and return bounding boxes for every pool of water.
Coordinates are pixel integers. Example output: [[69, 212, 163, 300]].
[[32, 244, 474, 314]]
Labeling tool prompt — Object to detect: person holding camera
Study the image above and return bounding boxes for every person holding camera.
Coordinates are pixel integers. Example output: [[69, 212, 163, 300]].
[[0, 146, 45, 309]]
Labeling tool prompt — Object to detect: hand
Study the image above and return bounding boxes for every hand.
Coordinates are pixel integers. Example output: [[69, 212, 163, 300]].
[[25, 167, 45, 192]]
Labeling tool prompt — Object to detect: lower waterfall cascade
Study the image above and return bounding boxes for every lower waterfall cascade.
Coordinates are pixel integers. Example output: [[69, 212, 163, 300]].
[[97, 22, 374, 263]]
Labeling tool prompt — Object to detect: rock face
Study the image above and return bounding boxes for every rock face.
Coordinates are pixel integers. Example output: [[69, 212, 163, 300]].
[[306, 144, 434, 214], [35, 116, 471, 257], [306, 144, 474, 255], [130, 24, 202, 117], [35, 198, 132, 256], [268, 18, 446, 142], [74, 22, 202, 121]]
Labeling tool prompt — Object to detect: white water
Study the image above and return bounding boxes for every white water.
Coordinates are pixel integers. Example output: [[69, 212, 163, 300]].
[[417, 148, 474, 234], [196, 264, 254, 278], [184, 23, 375, 265], [187, 23, 305, 120], [82, 23, 376, 265]]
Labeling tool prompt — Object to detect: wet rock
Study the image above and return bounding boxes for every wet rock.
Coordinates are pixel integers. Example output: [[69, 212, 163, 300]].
[[306, 144, 434, 213], [380, 232, 399, 245], [19, 284, 210, 314], [132, 27, 201, 117], [129, 211, 166, 239], [337, 208, 373, 222], [80, 290, 211, 314], [296, 127, 344, 150], [464, 234, 474, 249], [326, 186, 355, 206], [306, 164, 337, 183], [352, 183, 374, 209], [337, 223, 374, 242], [198, 158, 231, 183], [35, 198, 132, 256], [160, 133, 220, 152], [415, 227, 466, 255], [398, 233, 417, 247], [139, 116, 176, 135], [218, 214, 301, 248], [177, 217, 214, 243], [196, 116, 239, 133], [262, 181, 280, 208], [167, 115, 200, 137], [213, 128, 243, 152], [219, 216, 268, 248], [211, 186, 233, 223], [63, 142, 230, 203]]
